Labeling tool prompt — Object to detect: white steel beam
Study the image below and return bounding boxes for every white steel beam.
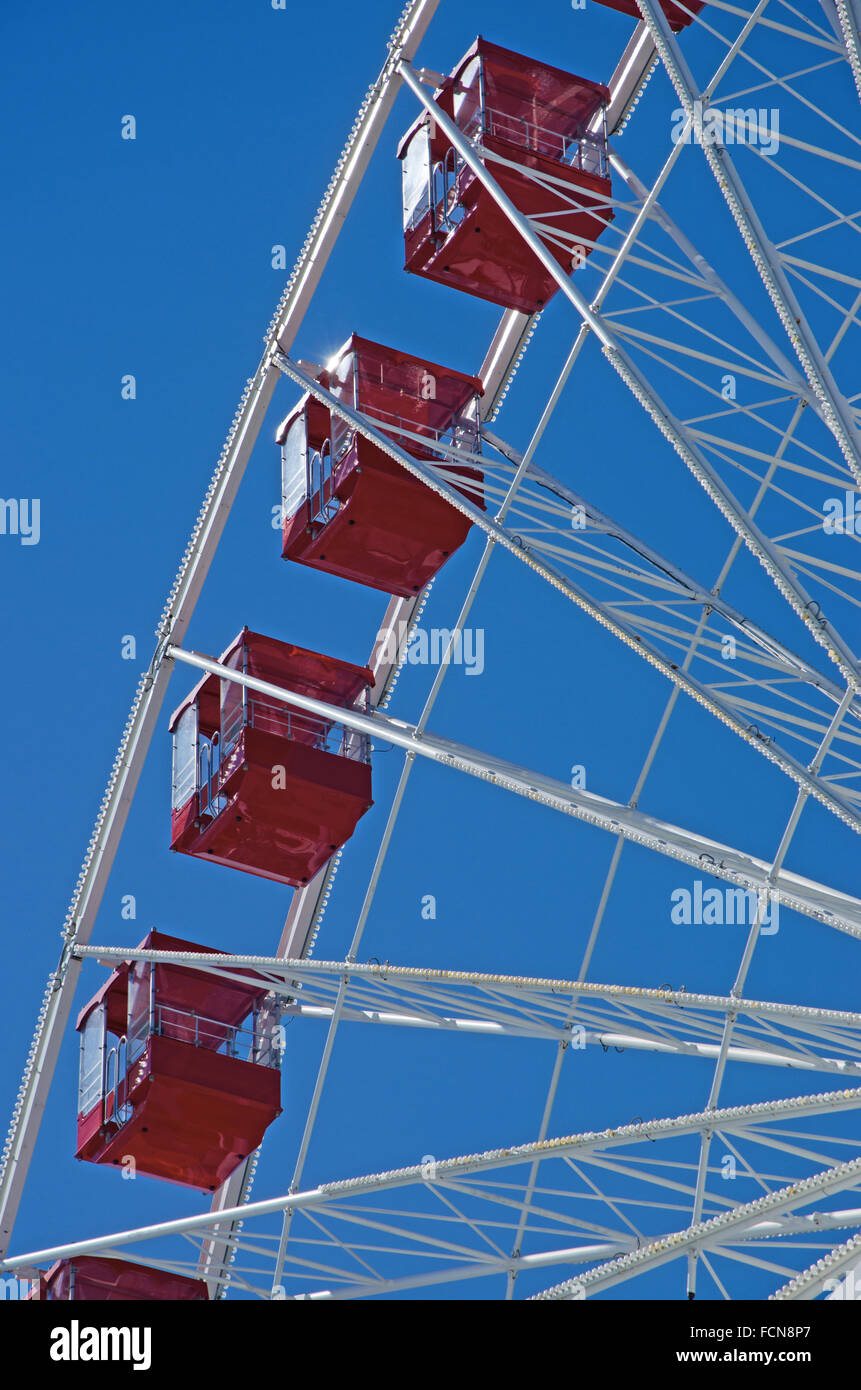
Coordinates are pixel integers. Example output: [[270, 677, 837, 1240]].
[[635, 0, 861, 483], [4, 1088, 860, 1278], [533, 1153, 861, 1299], [297, 1244, 632, 1300], [607, 151, 815, 407], [72, 946, 861, 1079], [267, 321, 606, 1295], [276, 355, 861, 833], [202, 308, 544, 1296], [395, 60, 861, 691], [509, 452, 855, 715], [773, 1227, 861, 1300], [833, 0, 861, 99], [166, 642, 861, 937], [0, 359, 275, 1261], [269, 0, 440, 356], [257, 24, 859, 1298], [191, 0, 444, 1294], [199, 592, 431, 1291], [604, 25, 659, 135], [0, 0, 440, 1263]]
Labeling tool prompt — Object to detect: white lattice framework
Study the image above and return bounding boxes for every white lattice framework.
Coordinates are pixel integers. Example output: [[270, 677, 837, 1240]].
[[1, 0, 860, 1301]]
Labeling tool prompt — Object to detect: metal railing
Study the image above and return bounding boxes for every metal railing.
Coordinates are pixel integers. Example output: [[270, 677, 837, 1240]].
[[432, 145, 467, 232], [246, 695, 371, 763], [468, 105, 610, 178], [331, 414, 352, 465], [103, 1037, 133, 1127], [406, 100, 608, 242], [334, 397, 481, 460], [183, 683, 371, 828], [308, 441, 340, 528], [78, 999, 280, 1133], [198, 737, 229, 821], [131, 1001, 281, 1070], [194, 693, 371, 821], [429, 145, 471, 241], [221, 698, 245, 759]]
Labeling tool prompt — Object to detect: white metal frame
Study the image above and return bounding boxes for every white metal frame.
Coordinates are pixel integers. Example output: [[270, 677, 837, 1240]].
[[3, 0, 860, 1303]]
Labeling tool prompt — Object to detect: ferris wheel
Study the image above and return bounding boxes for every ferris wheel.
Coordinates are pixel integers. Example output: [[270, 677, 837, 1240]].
[[2, 0, 861, 1303]]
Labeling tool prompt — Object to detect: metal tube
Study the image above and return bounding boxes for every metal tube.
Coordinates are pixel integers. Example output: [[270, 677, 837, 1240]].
[[634, 0, 861, 483], [165, 642, 861, 935], [0, 0, 441, 1262], [396, 60, 861, 689], [4, 1087, 859, 1276]]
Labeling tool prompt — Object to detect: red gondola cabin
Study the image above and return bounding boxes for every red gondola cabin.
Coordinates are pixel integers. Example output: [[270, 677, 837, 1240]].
[[75, 931, 282, 1192], [591, 0, 704, 32], [33, 1257, 209, 1301], [398, 38, 615, 313], [170, 629, 374, 885], [278, 335, 484, 596]]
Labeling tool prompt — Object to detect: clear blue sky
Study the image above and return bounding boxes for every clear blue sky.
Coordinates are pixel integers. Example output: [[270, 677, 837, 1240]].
[[1, 0, 858, 1299]]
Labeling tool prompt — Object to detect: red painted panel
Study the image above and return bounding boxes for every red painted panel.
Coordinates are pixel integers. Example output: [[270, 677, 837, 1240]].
[[591, 0, 705, 31], [76, 963, 130, 1034], [168, 631, 372, 733], [399, 39, 614, 313], [241, 632, 373, 708], [78, 930, 271, 1031], [147, 930, 269, 1026], [283, 434, 481, 596], [404, 157, 613, 314], [76, 934, 283, 1194], [441, 37, 611, 128], [36, 1257, 209, 1301], [170, 634, 374, 885], [169, 670, 221, 739], [327, 334, 482, 456], [171, 728, 373, 885], [277, 393, 330, 450], [169, 794, 198, 849], [76, 1036, 281, 1191]]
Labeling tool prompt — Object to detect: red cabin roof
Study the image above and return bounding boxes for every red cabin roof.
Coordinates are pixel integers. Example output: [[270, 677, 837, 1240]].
[[36, 1257, 209, 1302], [590, 0, 704, 32], [398, 37, 611, 157], [396, 36, 614, 314], [452, 37, 610, 131], [168, 629, 374, 735], [325, 333, 483, 447], [77, 929, 270, 1034], [277, 336, 483, 456], [75, 938, 283, 1192]]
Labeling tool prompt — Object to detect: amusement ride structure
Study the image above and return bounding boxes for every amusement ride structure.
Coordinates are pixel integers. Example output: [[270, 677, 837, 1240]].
[[2, 0, 861, 1301]]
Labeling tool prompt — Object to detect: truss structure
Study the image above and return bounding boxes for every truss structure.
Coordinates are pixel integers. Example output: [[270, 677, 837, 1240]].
[[2, 0, 860, 1301]]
